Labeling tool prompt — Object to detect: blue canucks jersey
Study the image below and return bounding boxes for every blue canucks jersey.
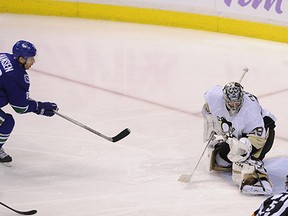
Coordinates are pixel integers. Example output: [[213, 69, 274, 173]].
[[0, 53, 37, 113]]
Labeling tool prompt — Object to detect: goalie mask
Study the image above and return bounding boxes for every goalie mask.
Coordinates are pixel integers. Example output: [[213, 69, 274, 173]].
[[223, 82, 244, 115]]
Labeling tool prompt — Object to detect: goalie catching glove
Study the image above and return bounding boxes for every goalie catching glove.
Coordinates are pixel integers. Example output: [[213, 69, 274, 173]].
[[227, 137, 252, 163]]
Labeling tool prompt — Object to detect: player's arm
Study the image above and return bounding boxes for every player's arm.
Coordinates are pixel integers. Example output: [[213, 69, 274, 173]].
[[247, 127, 267, 148], [247, 126, 268, 158], [4, 79, 37, 113], [5, 77, 57, 116]]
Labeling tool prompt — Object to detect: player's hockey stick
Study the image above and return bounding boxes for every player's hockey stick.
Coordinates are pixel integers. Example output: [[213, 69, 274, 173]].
[[0, 202, 37, 215], [178, 131, 215, 183], [54, 111, 131, 142]]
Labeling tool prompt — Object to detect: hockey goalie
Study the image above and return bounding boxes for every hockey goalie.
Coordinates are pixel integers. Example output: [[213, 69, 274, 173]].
[[202, 82, 276, 195]]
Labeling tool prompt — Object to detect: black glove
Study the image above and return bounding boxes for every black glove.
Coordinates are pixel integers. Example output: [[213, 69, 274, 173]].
[[35, 102, 58, 117]]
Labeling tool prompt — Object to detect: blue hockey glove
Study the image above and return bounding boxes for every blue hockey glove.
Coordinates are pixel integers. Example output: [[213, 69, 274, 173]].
[[35, 102, 58, 117]]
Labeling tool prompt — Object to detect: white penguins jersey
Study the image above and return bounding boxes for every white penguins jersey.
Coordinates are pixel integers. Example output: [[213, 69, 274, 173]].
[[204, 85, 276, 142]]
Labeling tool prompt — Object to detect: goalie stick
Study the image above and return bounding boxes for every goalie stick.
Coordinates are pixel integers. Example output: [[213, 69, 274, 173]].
[[54, 111, 131, 142], [0, 202, 37, 215], [178, 131, 215, 183], [239, 67, 248, 84]]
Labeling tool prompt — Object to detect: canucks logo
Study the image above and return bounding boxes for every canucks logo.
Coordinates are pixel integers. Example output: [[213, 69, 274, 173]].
[[24, 74, 30, 84], [22, 43, 28, 48]]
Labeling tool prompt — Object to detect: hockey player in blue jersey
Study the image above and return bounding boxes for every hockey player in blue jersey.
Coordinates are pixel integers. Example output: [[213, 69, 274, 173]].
[[0, 40, 58, 163]]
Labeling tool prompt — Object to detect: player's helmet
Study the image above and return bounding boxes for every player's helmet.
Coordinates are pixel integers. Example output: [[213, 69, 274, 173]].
[[12, 40, 37, 60], [223, 82, 244, 114]]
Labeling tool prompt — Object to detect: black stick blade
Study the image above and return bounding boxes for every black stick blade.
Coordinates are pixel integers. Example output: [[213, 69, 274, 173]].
[[20, 210, 37, 215], [0, 202, 37, 215], [112, 128, 131, 142]]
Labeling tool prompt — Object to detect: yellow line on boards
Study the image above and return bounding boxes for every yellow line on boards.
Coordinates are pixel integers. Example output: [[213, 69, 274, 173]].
[[1, 0, 287, 43]]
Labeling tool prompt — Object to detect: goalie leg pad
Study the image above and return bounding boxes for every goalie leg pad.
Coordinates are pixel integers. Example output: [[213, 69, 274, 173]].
[[208, 144, 232, 172], [241, 179, 272, 196], [232, 160, 272, 195], [208, 145, 216, 171]]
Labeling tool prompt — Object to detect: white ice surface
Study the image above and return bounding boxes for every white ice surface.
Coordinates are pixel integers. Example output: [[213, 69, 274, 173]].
[[0, 13, 288, 216]]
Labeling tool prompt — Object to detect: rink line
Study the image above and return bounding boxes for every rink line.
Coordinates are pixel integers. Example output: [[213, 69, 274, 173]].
[[257, 89, 288, 98], [31, 68, 286, 121], [31, 68, 288, 143], [31, 69, 198, 117]]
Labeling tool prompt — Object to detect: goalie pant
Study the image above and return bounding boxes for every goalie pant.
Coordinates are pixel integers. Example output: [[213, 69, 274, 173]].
[[253, 192, 288, 216]]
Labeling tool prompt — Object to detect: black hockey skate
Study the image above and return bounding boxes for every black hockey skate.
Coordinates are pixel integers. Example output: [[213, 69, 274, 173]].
[[0, 148, 12, 163]]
